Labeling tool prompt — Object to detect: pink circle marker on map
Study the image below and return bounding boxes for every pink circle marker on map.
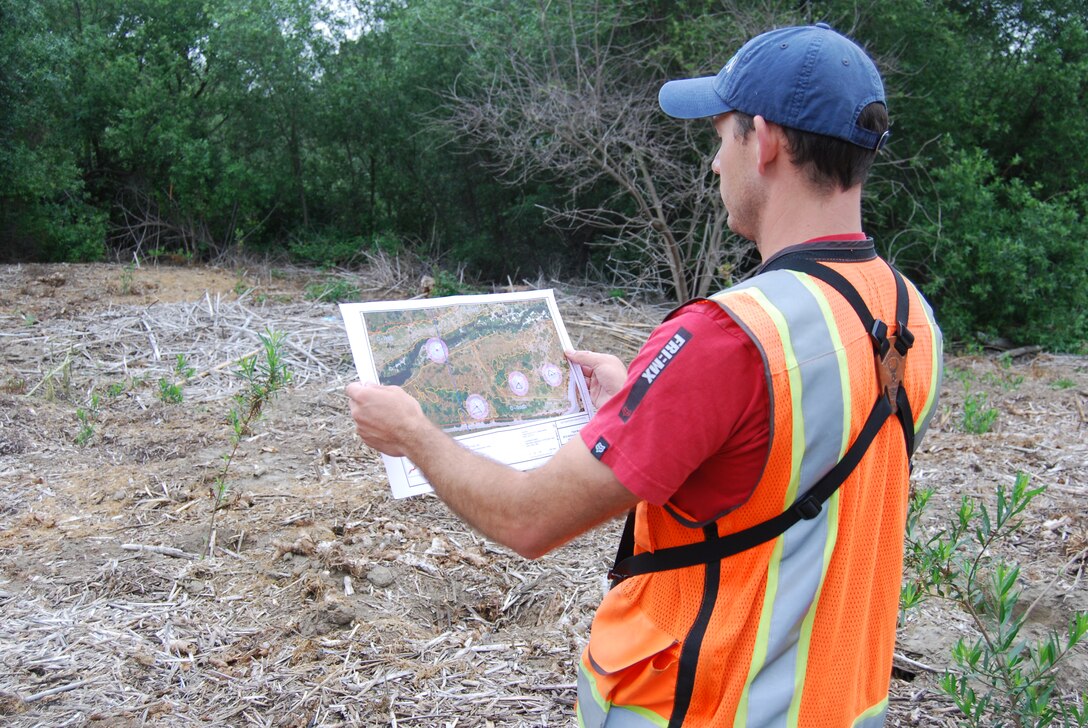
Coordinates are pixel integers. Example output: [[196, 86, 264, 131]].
[[540, 362, 563, 387], [464, 394, 490, 420], [508, 371, 529, 396], [425, 337, 449, 363]]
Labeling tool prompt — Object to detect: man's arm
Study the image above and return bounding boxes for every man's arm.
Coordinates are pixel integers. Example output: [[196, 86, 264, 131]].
[[346, 381, 638, 559]]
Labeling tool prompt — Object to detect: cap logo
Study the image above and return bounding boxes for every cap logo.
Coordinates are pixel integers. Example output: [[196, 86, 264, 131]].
[[723, 52, 738, 75]]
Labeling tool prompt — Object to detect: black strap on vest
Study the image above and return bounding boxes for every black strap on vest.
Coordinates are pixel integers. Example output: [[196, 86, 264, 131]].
[[609, 250, 916, 584]]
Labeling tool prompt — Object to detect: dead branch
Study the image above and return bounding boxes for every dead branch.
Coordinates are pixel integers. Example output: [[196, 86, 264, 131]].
[[440, 0, 748, 303]]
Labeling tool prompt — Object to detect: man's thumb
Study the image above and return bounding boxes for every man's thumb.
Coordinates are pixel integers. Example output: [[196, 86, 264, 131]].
[[565, 349, 603, 366]]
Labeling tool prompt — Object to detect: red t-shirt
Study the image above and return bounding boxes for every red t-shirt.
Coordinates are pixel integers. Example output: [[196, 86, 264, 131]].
[[579, 235, 869, 524], [579, 300, 769, 524]]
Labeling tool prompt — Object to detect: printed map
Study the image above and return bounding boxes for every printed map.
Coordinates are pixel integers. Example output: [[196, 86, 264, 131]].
[[363, 298, 584, 432]]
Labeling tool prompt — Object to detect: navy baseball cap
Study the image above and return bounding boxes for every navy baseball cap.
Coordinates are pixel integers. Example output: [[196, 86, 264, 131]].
[[658, 23, 889, 150]]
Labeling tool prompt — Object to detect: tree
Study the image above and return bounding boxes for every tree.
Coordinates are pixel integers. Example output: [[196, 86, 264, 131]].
[[834, 0, 1088, 348], [444, 0, 745, 302], [0, 0, 106, 261]]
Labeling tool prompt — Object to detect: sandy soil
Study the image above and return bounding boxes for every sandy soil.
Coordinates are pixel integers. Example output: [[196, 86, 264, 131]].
[[0, 262, 1084, 727]]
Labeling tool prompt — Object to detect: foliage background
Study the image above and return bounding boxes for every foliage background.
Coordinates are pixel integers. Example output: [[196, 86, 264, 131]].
[[2, 0, 1086, 350]]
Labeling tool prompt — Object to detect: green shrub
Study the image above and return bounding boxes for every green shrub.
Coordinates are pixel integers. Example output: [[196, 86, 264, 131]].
[[430, 269, 474, 297], [74, 391, 100, 446], [157, 378, 184, 403], [921, 143, 1088, 352], [157, 354, 194, 404], [902, 474, 1088, 727], [304, 278, 360, 303], [288, 232, 403, 268]]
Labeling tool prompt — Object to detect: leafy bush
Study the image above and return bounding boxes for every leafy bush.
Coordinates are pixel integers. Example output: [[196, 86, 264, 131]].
[[430, 269, 478, 297], [74, 391, 100, 446], [288, 232, 402, 268], [921, 143, 1088, 352], [902, 474, 1088, 727], [304, 278, 360, 303], [157, 354, 194, 404]]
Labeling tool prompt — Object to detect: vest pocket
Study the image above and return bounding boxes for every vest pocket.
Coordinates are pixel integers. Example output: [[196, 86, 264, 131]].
[[585, 584, 679, 716]]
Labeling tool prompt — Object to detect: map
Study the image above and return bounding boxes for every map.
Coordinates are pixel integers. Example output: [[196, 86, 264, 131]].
[[364, 298, 581, 432], [340, 290, 593, 498]]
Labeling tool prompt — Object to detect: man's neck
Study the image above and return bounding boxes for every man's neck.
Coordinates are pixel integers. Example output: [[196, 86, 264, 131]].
[[754, 183, 864, 261]]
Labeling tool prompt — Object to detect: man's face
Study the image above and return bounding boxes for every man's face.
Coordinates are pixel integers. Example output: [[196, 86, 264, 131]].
[[711, 113, 764, 242]]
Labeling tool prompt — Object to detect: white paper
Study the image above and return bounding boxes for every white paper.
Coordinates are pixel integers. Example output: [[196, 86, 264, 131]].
[[340, 289, 594, 498]]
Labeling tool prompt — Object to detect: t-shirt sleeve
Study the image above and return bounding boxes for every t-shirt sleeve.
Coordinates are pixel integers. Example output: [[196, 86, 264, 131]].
[[579, 301, 767, 509]]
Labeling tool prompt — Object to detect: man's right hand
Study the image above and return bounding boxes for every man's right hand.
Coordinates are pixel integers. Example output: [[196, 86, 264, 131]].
[[566, 350, 627, 409]]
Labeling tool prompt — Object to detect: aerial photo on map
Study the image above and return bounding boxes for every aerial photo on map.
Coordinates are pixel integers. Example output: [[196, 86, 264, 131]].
[[361, 298, 585, 432]]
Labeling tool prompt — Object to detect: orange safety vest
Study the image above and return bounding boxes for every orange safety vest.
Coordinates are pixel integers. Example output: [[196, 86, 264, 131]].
[[577, 247, 942, 727]]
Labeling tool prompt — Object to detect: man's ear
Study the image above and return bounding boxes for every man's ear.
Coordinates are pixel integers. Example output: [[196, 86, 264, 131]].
[[753, 115, 782, 175]]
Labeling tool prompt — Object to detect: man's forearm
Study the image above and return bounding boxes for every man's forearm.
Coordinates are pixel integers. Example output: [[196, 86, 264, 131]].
[[399, 421, 542, 555], [401, 420, 637, 559], [346, 381, 638, 559]]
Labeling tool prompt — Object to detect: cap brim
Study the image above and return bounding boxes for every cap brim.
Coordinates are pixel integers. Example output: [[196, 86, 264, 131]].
[[658, 76, 733, 119]]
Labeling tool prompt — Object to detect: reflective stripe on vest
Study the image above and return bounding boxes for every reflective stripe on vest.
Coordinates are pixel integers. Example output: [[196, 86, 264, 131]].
[[577, 255, 942, 728], [852, 698, 889, 728], [726, 272, 853, 726], [578, 660, 669, 727]]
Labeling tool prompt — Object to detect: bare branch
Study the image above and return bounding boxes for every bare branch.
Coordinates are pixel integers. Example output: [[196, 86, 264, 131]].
[[439, 0, 747, 302]]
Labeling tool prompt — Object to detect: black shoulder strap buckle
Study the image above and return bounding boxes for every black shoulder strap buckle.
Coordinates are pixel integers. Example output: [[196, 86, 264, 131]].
[[794, 494, 822, 519], [870, 319, 890, 357]]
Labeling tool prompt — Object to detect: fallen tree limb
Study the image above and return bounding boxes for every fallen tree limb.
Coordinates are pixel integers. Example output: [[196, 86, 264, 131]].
[[120, 543, 198, 560]]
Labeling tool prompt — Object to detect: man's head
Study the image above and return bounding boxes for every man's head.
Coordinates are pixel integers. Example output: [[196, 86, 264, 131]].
[[659, 23, 888, 192]]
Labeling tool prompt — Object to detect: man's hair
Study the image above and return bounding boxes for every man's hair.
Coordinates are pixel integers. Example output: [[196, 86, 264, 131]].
[[733, 103, 888, 192]]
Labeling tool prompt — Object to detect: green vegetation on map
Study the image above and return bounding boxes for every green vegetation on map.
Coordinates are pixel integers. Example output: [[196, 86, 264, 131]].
[[365, 300, 581, 431]]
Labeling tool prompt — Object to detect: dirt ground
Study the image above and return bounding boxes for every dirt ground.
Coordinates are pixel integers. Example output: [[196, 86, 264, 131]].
[[0, 262, 1085, 727]]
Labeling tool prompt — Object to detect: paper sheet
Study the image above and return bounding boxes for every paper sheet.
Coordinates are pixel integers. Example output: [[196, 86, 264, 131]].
[[340, 289, 593, 497]]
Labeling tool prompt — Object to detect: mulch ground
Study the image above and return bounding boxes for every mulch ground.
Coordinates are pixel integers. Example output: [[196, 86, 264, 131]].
[[0, 261, 1084, 727]]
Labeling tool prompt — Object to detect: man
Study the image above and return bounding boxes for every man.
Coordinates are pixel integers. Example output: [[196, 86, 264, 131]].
[[347, 23, 943, 727]]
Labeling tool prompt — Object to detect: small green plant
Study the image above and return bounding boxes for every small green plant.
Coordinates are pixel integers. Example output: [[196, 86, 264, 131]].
[[175, 354, 195, 379], [205, 329, 291, 556], [999, 372, 1024, 391], [962, 390, 999, 434], [157, 355, 195, 404], [979, 356, 1025, 391], [1, 375, 27, 394], [157, 378, 184, 403], [119, 262, 136, 295], [28, 351, 74, 401], [304, 277, 360, 303], [74, 391, 101, 445], [902, 473, 1088, 728], [947, 366, 976, 388], [233, 271, 253, 296], [1050, 378, 1076, 390]]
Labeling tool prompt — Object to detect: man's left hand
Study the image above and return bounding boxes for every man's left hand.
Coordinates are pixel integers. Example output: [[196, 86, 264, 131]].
[[346, 382, 428, 457]]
